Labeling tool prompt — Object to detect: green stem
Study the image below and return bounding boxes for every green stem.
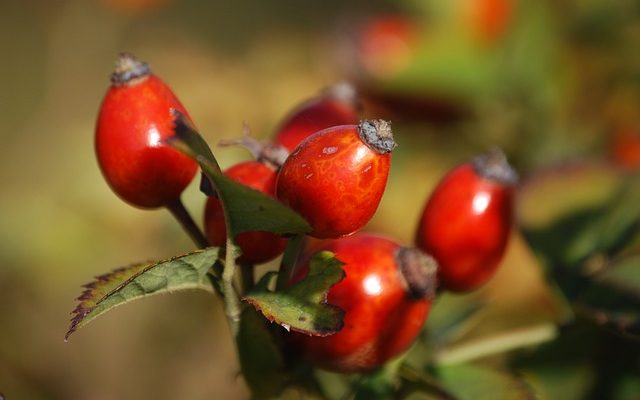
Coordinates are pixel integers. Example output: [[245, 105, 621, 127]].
[[276, 234, 306, 291], [165, 198, 209, 249], [432, 323, 557, 366], [223, 238, 242, 336]]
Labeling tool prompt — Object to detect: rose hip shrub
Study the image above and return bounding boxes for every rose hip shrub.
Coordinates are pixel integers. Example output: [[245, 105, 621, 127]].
[[67, 54, 640, 400]]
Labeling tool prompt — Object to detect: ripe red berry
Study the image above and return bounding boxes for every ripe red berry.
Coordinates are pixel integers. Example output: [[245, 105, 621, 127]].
[[204, 160, 287, 265], [288, 233, 437, 373], [273, 83, 361, 152], [95, 53, 198, 208], [276, 120, 395, 239], [415, 149, 517, 292]]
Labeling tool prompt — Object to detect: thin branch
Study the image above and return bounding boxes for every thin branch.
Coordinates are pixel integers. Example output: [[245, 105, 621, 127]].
[[165, 198, 209, 249], [432, 323, 557, 366], [223, 238, 242, 336], [240, 263, 255, 294], [276, 234, 306, 291]]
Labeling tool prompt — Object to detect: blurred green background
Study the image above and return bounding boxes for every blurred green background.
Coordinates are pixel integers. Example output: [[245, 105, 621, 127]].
[[1, 0, 639, 399]]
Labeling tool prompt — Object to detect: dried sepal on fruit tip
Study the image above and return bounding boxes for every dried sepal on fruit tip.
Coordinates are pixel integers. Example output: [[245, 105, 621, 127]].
[[218, 132, 289, 170], [472, 148, 518, 185], [111, 52, 151, 86], [358, 119, 396, 154], [395, 247, 438, 300]]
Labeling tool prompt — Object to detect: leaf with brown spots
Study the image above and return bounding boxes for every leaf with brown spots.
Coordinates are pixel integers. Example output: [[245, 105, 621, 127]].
[[244, 251, 345, 336]]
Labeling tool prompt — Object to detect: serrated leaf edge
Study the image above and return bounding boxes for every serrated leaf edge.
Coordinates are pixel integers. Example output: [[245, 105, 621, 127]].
[[66, 248, 218, 341]]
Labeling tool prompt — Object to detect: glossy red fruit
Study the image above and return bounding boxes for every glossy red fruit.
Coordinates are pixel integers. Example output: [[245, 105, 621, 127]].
[[415, 149, 517, 292], [273, 83, 360, 152], [288, 234, 437, 373], [95, 53, 198, 208], [276, 120, 395, 239], [204, 161, 287, 265]]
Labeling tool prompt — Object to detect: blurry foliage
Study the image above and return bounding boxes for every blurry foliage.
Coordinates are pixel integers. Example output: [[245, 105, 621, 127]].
[[1, 0, 640, 399]]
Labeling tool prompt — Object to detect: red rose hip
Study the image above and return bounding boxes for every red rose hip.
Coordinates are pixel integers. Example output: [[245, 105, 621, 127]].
[[204, 160, 287, 265], [95, 53, 198, 208], [288, 233, 437, 373], [276, 120, 395, 239], [273, 83, 361, 152], [415, 149, 517, 292]]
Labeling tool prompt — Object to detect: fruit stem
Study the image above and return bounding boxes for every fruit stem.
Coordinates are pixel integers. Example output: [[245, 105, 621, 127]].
[[223, 238, 243, 336], [240, 263, 255, 293], [218, 126, 289, 169], [165, 198, 209, 249], [276, 234, 306, 291]]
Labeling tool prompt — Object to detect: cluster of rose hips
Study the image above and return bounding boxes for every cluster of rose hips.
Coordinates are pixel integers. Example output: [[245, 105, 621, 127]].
[[95, 54, 517, 375]]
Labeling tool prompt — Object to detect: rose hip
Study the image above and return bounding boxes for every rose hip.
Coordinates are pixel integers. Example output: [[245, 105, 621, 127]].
[[95, 53, 198, 209], [276, 120, 395, 239], [415, 149, 517, 292]]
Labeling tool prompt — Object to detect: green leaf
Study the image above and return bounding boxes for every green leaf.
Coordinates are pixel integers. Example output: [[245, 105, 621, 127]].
[[575, 253, 640, 338], [597, 253, 640, 299], [397, 364, 456, 400], [613, 374, 640, 400], [511, 323, 599, 400], [354, 368, 397, 400], [167, 111, 312, 237], [521, 363, 595, 400], [313, 370, 354, 400], [424, 293, 486, 347], [566, 178, 640, 264], [244, 251, 345, 336], [435, 364, 535, 400], [236, 307, 289, 398], [66, 248, 220, 340], [518, 162, 623, 270]]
